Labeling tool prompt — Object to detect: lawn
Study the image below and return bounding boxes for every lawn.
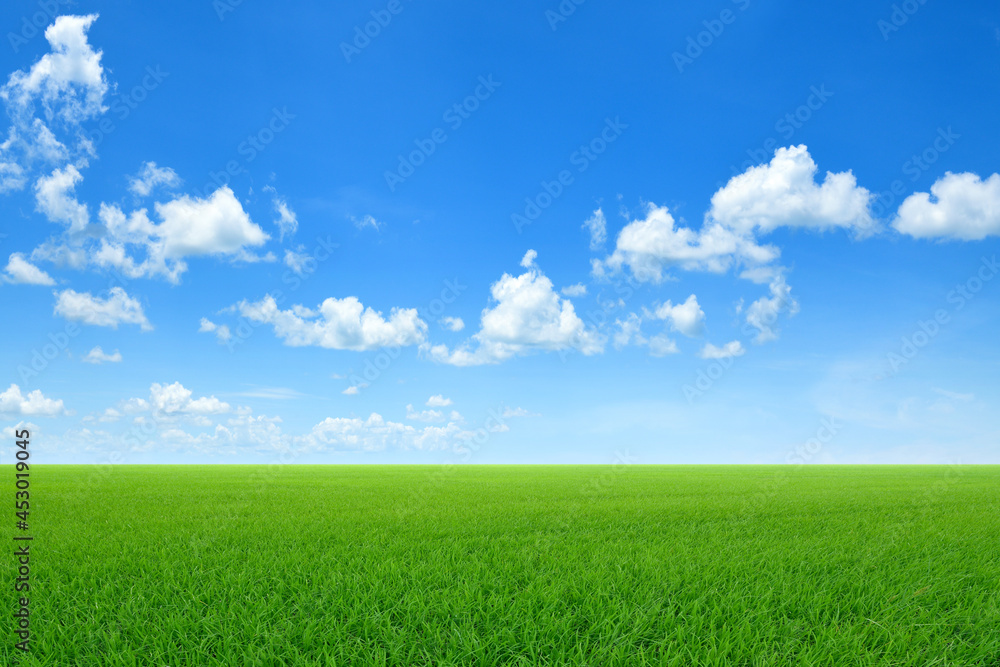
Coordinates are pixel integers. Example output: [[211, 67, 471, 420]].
[[3, 465, 999, 665]]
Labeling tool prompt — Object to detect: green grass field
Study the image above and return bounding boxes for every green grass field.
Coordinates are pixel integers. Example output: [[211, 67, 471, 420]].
[[3, 465, 999, 665]]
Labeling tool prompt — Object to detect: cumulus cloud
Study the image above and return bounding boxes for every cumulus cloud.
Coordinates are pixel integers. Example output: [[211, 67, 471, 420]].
[[91, 187, 269, 283], [35, 165, 89, 232], [651, 294, 705, 337], [648, 334, 679, 357], [148, 382, 230, 416], [596, 204, 780, 283], [0, 15, 107, 191], [699, 340, 745, 359], [893, 172, 1000, 240], [424, 258, 603, 366], [440, 316, 464, 332], [236, 294, 427, 351], [53, 286, 152, 330], [744, 275, 799, 343], [561, 283, 587, 297], [4, 253, 54, 285], [520, 249, 538, 268], [198, 318, 231, 344], [155, 186, 268, 258], [426, 395, 453, 407], [709, 145, 876, 236], [129, 162, 181, 197], [2, 14, 108, 123], [0, 384, 65, 416], [406, 404, 445, 423], [342, 386, 361, 396], [82, 346, 122, 364], [583, 208, 607, 250]]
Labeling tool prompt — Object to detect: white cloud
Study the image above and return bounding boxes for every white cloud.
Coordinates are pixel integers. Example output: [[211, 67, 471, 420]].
[[53, 286, 152, 330], [273, 198, 298, 241], [426, 395, 453, 407], [893, 172, 1000, 240], [2, 14, 108, 124], [129, 162, 181, 197], [89, 187, 269, 284], [4, 253, 54, 285], [35, 165, 89, 232], [520, 249, 538, 268], [198, 318, 231, 344], [155, 186, 268, 258], [699, 340, 745, 359], [236, 294, 427, 351], [342, 386, 361, 396], [283, 248, 311, 276], [440, 316, 464, 332], [709, 145, 876, 236], [597, 204, 780, 283], [424, 263, 603, 366], [82, 346, 122, 364], [745, 275, 799, 343], [148, 382, 230, 416], [352, 214, 382, 231], [583, 208, 607, 250], [0, 384, 65, 416], [648, 334, 679, 357], [652, 294, 705, 337], [561, 283, 587, 297], [406, 404, 445, 423], [613, 312, 646, 350]]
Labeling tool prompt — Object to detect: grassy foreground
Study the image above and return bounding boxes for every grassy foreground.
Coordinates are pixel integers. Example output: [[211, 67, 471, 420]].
[[3, 465, 999, 666]]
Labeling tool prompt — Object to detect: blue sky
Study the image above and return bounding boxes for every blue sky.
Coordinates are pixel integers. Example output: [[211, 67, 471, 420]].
[[1, 0, 998, 464]]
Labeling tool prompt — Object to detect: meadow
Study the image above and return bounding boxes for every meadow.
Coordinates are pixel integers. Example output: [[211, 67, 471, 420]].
[[3, 465, 998, 665]]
